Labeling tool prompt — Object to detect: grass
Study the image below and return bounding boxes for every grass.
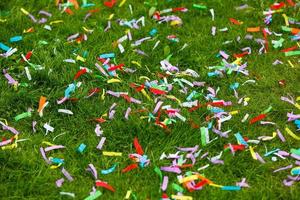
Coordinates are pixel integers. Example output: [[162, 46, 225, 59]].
[[0, 0, 300, 199]]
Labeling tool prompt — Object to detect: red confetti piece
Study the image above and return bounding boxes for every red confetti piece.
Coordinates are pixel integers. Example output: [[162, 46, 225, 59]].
[[108, 63, 124, 71], [73, 68, 87, 80], [133, 137, 144, 155], [229, 18, 242, 25], [95, 181, 115, 192], [233, 51, 249, 58], [65, 7, 74, 15], [149, 88, 166, 95], [224, 144, 245, 151], [249, 114, 267, 124], [122, 163, 138, 173], [172, 7, 186, 12], [94, 118, 106, 123], [270, 2, 285, 10], [280, 45, 298, 52], [21, 51, 32, 62], [104, 0, 116, 8], [194, 179, 209, 188]]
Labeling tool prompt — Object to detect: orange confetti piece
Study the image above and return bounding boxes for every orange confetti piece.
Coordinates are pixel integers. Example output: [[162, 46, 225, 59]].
[[38, 96, 47, 113], [247, 27, 261, 32]]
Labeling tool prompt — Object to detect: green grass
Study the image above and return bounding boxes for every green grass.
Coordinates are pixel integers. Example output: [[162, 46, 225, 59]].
[[1, 0, 300, 199]]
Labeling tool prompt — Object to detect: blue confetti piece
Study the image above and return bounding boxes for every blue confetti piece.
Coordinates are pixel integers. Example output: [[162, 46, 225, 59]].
[[0, 42, 10, 52], [77, 143, 86, 153], [99, 53, 115, 59], [9, 36, 22, 43], [234, 132, 248, 146], [221, 186, 241, 191]]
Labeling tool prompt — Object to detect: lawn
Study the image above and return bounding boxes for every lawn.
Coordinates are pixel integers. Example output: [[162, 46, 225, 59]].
[[1, 0, 300, 199]]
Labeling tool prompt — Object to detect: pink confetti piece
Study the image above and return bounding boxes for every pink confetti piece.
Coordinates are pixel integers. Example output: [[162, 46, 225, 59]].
[[236, 178, 250, 188], [161, 176, 168, 191], [44, 145, 65, 152]]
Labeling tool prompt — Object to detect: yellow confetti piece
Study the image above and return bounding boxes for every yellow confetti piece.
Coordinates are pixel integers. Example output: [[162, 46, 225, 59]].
[[140, 116, 149, 119], [125, 190, 131, 199], [296, 96, 300, 101], [0, 19, 7, 22], [76, 55, 86, 62], [179, 175, 199, 183], [165, 95, 181, 104], [171, 195, 193, 200], [244, 97, 250, 102], [0, 118, 8, 125], [102, 151, 122, 156], [288, 60, 295, 68], [209, 183, 222, 188], [139, 76, 150, 81], [42, 141, 56, 146], [295, 103, 300, 110], [282, 14, 289, 26], [297, 42, 300, 48], [50, 20, 63, 25], [108, 14, 114, 20], [170, 20, 181, 26], [249, 146, 257, 160], [2, 143, 17, 150], [233, 57, 242, 65], [229, 110, 239, 115], [50, 164, 62, 169], [101, 89, 106, 100], [119, 0, 127, 7], [20, 8, 29, 15], [285, 127, 300, 140], [141, 89, 152, 101], [82, 26, 93, 33], [107, 78, 122, 83], [132, 61, 142, 68]]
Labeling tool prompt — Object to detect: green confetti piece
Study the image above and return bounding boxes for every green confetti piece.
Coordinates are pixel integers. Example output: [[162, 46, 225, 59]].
[[291, 148, 300, 156], [164, 46, 170, 56], [172, 183, 184, 193], [262, 105, 272, 114], [84, 191, 102, 200], [200, 127, 208, 147], [193, 4, 207, 10], [285, 51, 300, 57], [14, 111, 31, 121], [154, 166, 162, 182], [38, 40, 48, 45], [281, 26, 291, 32], [149, 7, 156, 16]]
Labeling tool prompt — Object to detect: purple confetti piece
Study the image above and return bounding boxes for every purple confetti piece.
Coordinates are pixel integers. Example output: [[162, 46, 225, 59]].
[[56, 178, 64, 187], [125, 107, 131, 120], [3, 69, 18, 85], [210, 159, 224, 165], [283, 179, 294, 186], [97, 137, 106, 150], [291, 154, 300, 160], [86, 164, 98, 180], [287, 112, 300, 122], [273, 60, 283, 65], [273, 165, 293, 173], [236, 178, 250, 188], [95, 124, 103, 137], [84, 12, 92, 22], [200, 152, 209, 159], [255, 152, 266, 163], [219, 50, 229, 60], [276, 129, 286, 142], [40, 147, 51, 164], [28, 14, 37, 22], [39, 10, 52, 17], [153, 101, 163, 114], [1, 122, 19, 135], [61, 168, 74, 182], [281, 96, 295, 105], [160, 166, 181, 174], [32, 121, 37, 133]]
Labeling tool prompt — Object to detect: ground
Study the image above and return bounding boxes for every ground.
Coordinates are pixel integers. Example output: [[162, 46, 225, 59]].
[[0, 0, 300, 200]]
